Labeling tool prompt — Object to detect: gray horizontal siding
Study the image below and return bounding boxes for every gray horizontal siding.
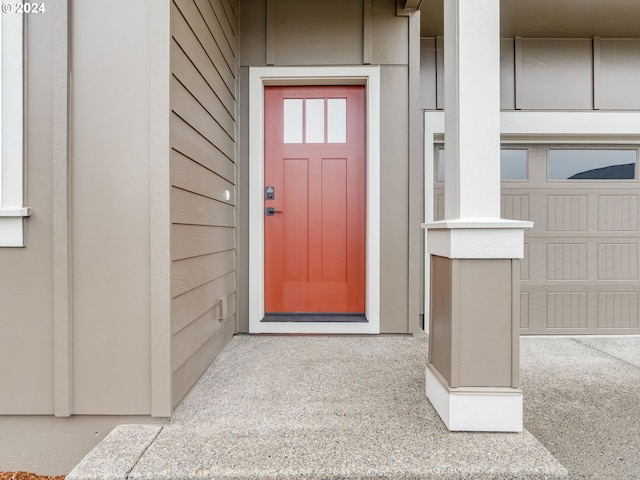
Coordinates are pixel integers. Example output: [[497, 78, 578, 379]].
[[172, 318, 235, 407], [170, 0, 237, 409], [172, 224, 235, 260], [172, 273, 237, 335]]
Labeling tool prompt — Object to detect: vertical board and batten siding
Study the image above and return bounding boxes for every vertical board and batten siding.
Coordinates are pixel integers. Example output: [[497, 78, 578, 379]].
[[0, 6, 55, 414], [420, 37, 640, 111], [70, 0, 155, 414], [171, 0, 237, 408]]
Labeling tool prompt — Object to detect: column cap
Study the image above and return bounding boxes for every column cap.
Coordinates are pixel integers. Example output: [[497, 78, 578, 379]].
[[422, 218, 533, 230], [423, 218, 533, 259]]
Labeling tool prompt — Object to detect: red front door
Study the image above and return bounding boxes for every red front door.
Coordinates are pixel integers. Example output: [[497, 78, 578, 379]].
[[264, 86, 366, 313]]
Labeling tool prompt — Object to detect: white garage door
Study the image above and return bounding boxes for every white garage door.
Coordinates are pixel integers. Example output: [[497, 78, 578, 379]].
[[434, 145, 640, 335]]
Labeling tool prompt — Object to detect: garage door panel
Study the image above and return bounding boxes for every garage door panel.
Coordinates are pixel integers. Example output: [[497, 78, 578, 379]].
[[523, 287, 640, 334], [598, 194, 639, 231], [526, 238, 640, 282], [501, 194, 531, 221], [523, 286, 593, 333], [597, 243, 639, 280], [522, 239, 548, 283], [547, 195, 588, 231], [546, 291, 589, 329], [597, 291, 639, 329], [547, 243, 588, 280], [528, 194, 549, 235], [502, 189, 545, 235]]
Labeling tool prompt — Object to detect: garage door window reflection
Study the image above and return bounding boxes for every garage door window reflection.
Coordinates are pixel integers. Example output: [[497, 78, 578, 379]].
[[549, 149, 637, 180]]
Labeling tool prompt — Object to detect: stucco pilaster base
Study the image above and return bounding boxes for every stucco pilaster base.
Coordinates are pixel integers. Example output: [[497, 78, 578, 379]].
[[426, 363, 523, 432]]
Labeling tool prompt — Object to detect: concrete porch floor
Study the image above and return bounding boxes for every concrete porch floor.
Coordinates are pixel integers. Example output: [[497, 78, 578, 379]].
[[68, 333, 640, 479]]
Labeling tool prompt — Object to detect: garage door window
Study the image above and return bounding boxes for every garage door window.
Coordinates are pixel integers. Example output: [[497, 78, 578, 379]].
[[436, 147, 528, 182], [549, 149, 637, 180], [500, 149, 528, 181]]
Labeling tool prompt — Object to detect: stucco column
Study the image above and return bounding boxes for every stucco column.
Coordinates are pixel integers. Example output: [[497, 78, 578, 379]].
[[422, 0, 532, 432]]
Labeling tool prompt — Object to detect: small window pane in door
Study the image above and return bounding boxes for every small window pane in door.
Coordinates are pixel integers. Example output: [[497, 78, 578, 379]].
[[327, 98, 347, 143], [283, 99, 303, 143], [305, 99, 325, 143]]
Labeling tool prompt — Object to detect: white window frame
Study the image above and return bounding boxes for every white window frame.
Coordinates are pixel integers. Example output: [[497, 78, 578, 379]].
[[1, 11, 30, 247], [248, 66, 381, 334]]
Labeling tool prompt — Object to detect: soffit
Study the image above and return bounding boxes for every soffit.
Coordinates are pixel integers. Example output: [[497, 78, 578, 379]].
[[420, 0, 640, 38]]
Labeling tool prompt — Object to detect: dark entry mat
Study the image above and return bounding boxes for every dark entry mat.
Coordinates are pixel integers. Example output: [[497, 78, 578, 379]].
[[261, 313, 368, 323]]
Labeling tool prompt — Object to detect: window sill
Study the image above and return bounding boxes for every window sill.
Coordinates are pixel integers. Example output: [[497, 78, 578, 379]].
[[0, 207, 31, 217], [0, 208, 30, 247]]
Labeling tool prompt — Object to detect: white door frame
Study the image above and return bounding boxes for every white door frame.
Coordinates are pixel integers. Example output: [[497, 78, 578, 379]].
[[249, 66, 381, 334]]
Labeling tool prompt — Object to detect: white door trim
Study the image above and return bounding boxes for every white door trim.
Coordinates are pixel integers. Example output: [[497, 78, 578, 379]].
[[249, 66, 381, 334]]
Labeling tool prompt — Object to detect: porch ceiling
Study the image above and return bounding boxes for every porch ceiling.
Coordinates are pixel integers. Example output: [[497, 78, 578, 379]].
[[420, 0, 640, 38]]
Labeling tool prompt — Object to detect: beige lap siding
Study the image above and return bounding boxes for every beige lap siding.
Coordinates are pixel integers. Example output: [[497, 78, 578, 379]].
[[170, 0, 238, 408]]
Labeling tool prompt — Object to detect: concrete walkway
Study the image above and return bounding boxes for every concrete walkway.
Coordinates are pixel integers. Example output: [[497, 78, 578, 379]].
[[68, 333, 640, 479], [521, 336, 640, 479]]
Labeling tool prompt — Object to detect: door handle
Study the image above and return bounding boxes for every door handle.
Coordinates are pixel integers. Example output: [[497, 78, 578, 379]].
[[266, 207, 283, 216]]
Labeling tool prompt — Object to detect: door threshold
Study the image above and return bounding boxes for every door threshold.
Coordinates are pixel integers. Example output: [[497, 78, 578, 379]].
[[261, 313, 368, 323]]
